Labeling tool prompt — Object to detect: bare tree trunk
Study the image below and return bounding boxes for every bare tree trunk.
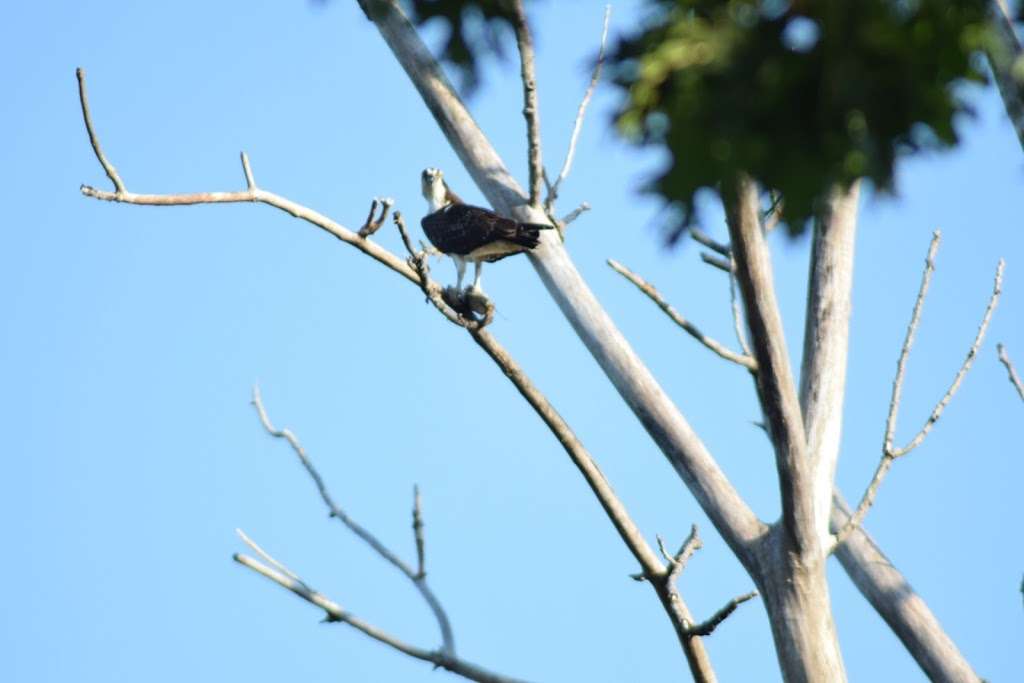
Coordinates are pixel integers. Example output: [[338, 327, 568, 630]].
[[756, 533, 846, 683]]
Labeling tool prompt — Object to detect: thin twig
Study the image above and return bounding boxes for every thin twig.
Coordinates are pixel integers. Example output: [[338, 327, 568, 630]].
[[690, 228, 730, 257], [236, 528, 304, 586], [511, 0, 543, 207], [700, 252, 734, 273], [250, 385, 456, 656], [234, 551, 528, 683], [81, 182, 419, 284], [892, 259, 1003, 456], [665, 524, 702, 585], [883, 232, 941, 456], [413, 485, 426, 579], [76, 68, 125, 195], [608, 259, 757, 372], [359, 197, 394, 238], [834, 245, 1004, 548], [681, 591, 759, 637], [241, 151, 255, 190], [997, 344, 1024, 402], [560, 202, 590, 226], [729, 273, 751, 357], [653, 523, 754, 681], [762, 192, 783, 233], [545, 6, 610, 213]]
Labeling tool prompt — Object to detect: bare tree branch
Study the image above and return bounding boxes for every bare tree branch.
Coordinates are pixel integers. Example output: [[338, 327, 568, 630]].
[[682, 591, 759, 638], [250, 386, 457, 656], [689, 227, 731, 257], [413, 485, 426, 579], [511, 0, 543, 207], [997, 343, 1024, 401], [882, 232, 941, 457], [653, 525, 758, 682], [723, 174, 815, 557], [234, 548, 529, 683], [545, 5, 610, 214], [76, 68, 125, 195], [834, 242, 1004, 547], [728, 272, 751, 357], [607, 259, 757, 372], [700, 252, 734, 273], [560, 201, 590, 227], [236, 528, 304, 585], [358, 196, 395, 238], [798, 182, 859, 546], [762, 192, 783, 233], [829, 494, 980, 682]]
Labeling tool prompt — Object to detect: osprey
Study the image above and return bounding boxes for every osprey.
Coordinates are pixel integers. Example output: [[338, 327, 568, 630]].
[[420, 168, 551, 293]]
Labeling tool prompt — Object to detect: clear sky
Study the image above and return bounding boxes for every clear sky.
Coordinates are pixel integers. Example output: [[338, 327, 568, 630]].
[[2, 2, 1022, 682]]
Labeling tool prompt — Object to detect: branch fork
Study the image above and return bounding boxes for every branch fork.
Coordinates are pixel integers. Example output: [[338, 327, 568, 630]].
[[833, 232, 1004, 549]]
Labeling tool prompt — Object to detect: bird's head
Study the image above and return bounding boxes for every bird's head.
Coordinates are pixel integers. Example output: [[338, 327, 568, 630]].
[[421, 167, 459, 212]]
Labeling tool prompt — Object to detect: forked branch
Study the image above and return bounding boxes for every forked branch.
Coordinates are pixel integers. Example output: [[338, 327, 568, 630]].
[[997, 344, 1024, 402], [250, 386, 456, 656], [651, 525, 758, 682], [234, 542, 527, 683], [834, 234, 1004, 548]]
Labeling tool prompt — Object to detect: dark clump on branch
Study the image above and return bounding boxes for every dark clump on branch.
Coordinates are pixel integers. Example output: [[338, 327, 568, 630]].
[[607, 0, 996, 239]]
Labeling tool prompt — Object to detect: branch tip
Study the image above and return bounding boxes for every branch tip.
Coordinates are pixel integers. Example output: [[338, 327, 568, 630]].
[[835, 239, 1003, 549], [77, 67, 126, 195], [545, 5, 610, 212], [997, 343, 1024, 402], [240, 151, 256, 190]]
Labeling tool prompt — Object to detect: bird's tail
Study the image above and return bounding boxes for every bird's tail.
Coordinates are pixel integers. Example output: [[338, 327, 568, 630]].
[[512, 222, 554, 249]]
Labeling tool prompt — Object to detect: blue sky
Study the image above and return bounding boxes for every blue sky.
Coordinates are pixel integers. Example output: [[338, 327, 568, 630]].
[[2, 2, 1022, 681]]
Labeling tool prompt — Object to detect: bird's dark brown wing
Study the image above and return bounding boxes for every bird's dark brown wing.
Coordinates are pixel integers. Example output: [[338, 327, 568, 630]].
[[421, 204, 539, 256]]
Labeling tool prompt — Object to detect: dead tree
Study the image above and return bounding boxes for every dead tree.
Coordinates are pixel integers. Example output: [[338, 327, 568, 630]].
[[76, 1, 1018, 680]]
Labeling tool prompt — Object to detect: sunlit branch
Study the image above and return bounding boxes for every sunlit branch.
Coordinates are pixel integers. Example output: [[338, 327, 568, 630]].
[[545, 6, 610, 213], [251, 386, 456, 656], [234, 547, 527, 683], [997, 343, 1024, 402], [834, 237, 1004, 548]]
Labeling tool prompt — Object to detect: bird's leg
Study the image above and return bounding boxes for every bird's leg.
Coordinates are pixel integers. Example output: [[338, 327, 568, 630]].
[[470, 260, 484, 294], [453, 256, 467, 291]]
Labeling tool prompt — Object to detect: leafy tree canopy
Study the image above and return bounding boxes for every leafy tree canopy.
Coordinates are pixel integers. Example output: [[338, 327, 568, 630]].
[[404, 0, 1002, 237], [609, 0, 996, 237]]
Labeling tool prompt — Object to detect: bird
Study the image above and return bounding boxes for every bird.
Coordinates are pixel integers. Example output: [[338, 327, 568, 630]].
[[420, 167, 552, 294]]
